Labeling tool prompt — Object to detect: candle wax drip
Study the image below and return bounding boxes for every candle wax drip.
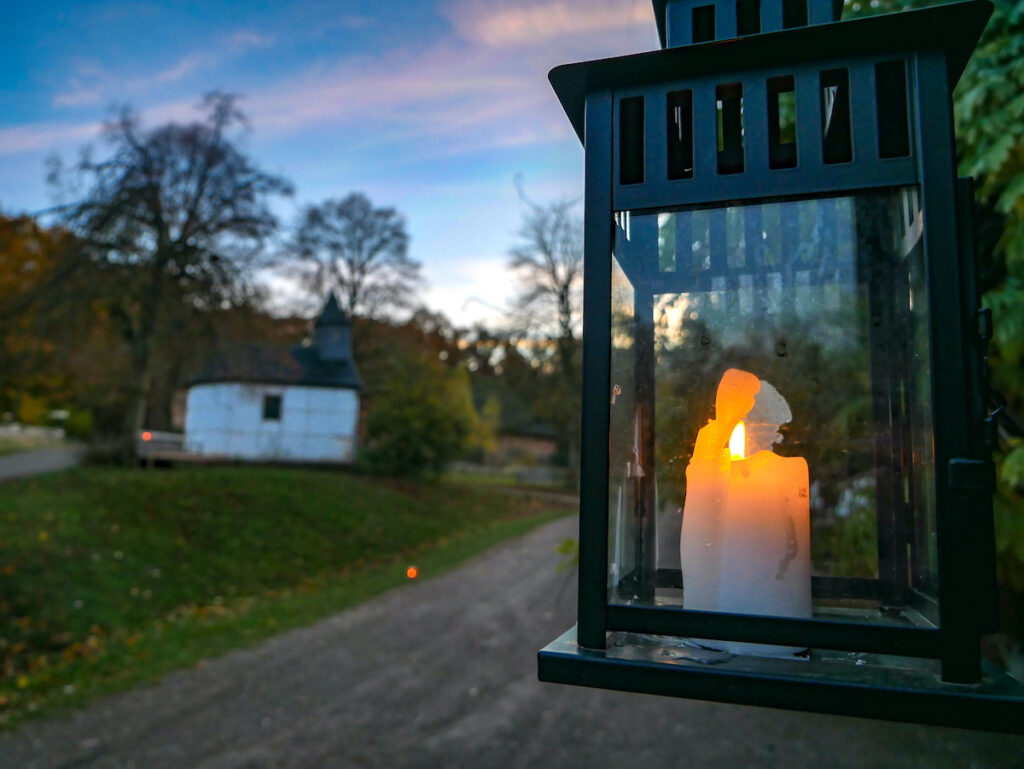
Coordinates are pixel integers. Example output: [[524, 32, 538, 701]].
[[775, 516, 799, 581]]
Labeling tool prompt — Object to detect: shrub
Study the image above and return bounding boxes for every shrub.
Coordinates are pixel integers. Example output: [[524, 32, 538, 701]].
[[63, 408, 95, 439], [16, 394, 48, 426], [361, 354, 484, 478]]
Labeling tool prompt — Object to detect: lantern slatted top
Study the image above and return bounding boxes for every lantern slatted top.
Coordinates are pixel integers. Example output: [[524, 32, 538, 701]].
[[551, 2, 986, 212]]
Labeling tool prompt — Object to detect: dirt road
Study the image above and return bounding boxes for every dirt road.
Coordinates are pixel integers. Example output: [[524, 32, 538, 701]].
[[0, 446, 84, 483], [2, 516, 1022, 768]]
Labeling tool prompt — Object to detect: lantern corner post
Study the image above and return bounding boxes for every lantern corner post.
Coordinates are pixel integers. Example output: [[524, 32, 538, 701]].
[[913, 48, 984, 683], [576, 89, 615, 651], [955, 174, 1000, 637]]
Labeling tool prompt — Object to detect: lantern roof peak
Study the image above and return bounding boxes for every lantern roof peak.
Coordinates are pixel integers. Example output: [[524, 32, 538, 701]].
[[651, 0, 845, 49], [550, 0, 992, 144]]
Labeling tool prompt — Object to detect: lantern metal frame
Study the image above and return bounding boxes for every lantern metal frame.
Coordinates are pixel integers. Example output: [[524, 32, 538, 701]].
[[537, 0, 1024, 733]]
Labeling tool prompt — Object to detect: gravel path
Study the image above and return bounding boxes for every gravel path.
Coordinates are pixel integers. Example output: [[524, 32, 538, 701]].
[[2, 516, 1022, 769], [0, 446, 85, 483]]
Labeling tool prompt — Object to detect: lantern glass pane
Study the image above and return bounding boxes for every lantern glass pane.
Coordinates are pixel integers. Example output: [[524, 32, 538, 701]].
[[606, 188, 938, 632]]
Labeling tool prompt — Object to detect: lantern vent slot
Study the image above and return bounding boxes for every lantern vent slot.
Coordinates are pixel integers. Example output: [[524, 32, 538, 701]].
[[768, 75, 798, 169], [620, 96, 645, 185], [820, 68, 853, 164], [875, 60, 911, 159], [782, 0, 808, 29], [692, 5, 716, 42], [667, 90, 694, 180], [736, 0, 761, 35], [716, 83, 744, 175]]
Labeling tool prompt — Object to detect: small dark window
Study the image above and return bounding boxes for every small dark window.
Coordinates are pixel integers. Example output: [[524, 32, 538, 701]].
[[875, 60, 911, 158], [820, 68, 853, 164], [263, 394, 282, 421], [736, 0, 761, 36], [768, 76, 797, 169], [692, 5, 716, 42], [716, 83, 744, 175], [620, 96, 645, 185], [667, 90, 694, 180], [782, 0, 808, 28]]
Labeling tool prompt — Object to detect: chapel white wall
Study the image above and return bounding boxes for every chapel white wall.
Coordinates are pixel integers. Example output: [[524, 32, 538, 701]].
[[184, 383, 359, 462]]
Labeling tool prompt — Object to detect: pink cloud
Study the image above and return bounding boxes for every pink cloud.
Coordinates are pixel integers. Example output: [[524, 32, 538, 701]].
[[232, 0, 656, 153], [24, 0, 659, 161], [0, 98, 205, 157], [52, 86, 104, 109], [226, 0, 656, 150], [446, 0, 653, 46], [0, 120, 102, 156], [51, 29, 275, 110], [237, 43, 555, 147], [336, 14, 376, 30], [226, 30, 275, 50]]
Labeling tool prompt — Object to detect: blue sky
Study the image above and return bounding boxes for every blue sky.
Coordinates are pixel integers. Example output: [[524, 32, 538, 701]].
[[0, 0, 660, 325]]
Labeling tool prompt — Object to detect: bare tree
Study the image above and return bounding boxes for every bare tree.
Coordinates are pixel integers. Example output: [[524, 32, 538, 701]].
[[48, 92, 293, 447], [288, 193, 422, 318], [508, 178, 583, 388], [508, 178, 584, 472]]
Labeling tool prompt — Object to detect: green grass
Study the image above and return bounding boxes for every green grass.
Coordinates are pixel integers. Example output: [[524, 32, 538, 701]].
[[0, 466, 569, 728], [444, 470, 522, 486], [444, 470, 572, 494]]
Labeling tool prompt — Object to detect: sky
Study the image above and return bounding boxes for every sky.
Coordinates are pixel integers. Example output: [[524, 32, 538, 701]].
[[0, 0, 661, 326]]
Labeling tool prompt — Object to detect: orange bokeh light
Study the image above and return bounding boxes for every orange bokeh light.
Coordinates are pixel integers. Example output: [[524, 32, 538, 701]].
[[406, 566, 418, 579], [141, 431, 153, 442]]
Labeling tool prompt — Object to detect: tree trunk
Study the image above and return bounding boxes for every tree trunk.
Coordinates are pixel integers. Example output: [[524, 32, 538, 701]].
[[130, 368, 152, 436], [123, 261, 166, 459]]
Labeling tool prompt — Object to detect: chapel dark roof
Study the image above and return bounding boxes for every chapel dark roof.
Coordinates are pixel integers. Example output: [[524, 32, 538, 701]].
[[189, 295, 362, 390], [190, 344, 362, 390]]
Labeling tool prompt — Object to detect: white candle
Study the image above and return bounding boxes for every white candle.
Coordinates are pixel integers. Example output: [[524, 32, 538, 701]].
[[680, 368, 812, 657]]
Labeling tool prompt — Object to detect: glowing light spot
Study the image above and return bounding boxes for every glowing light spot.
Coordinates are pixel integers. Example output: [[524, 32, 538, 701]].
[[406, 566, 418, 580], [729, 422, 745, 461], [141, 431, 152, 442]]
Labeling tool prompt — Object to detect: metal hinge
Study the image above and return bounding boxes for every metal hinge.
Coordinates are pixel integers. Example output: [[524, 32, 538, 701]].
[[978, 307, 993, 342], [985, 404, 1004, 450]]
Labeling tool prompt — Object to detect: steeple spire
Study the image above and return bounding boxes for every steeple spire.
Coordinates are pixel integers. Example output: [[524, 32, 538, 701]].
[[315, 292, 350, 329], [313, 293, 353, 361]]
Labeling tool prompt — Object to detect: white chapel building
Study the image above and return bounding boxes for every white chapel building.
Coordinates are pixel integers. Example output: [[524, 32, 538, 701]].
[[184, 294, 362, 462]]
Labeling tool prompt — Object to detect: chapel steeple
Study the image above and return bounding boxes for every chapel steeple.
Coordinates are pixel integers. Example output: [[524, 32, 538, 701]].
[[312, 293, 353, 362]]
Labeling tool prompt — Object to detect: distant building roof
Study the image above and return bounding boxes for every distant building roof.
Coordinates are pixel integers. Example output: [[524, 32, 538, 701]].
[[190, 294, 362, 390], [190, 343, 362, 390]]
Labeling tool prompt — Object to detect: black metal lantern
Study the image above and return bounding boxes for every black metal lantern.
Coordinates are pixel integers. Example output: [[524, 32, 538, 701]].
[[537, 0, 1024, 733]]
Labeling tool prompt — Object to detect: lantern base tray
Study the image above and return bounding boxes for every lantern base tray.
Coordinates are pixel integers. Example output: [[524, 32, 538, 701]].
[[538, 626, 1024, 734]]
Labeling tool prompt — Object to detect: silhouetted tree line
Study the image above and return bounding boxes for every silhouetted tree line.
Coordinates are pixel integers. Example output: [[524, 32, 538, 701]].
[[0, 93, 581, 472]]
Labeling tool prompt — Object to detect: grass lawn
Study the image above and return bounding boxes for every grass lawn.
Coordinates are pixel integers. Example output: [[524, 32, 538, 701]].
[[444, 469, 572, 494], [0, 466, 570, 728], [444, 470, 523, 486]]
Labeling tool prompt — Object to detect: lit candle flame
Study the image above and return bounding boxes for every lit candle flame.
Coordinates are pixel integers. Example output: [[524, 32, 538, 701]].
[[729, 421, 745, 461]]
